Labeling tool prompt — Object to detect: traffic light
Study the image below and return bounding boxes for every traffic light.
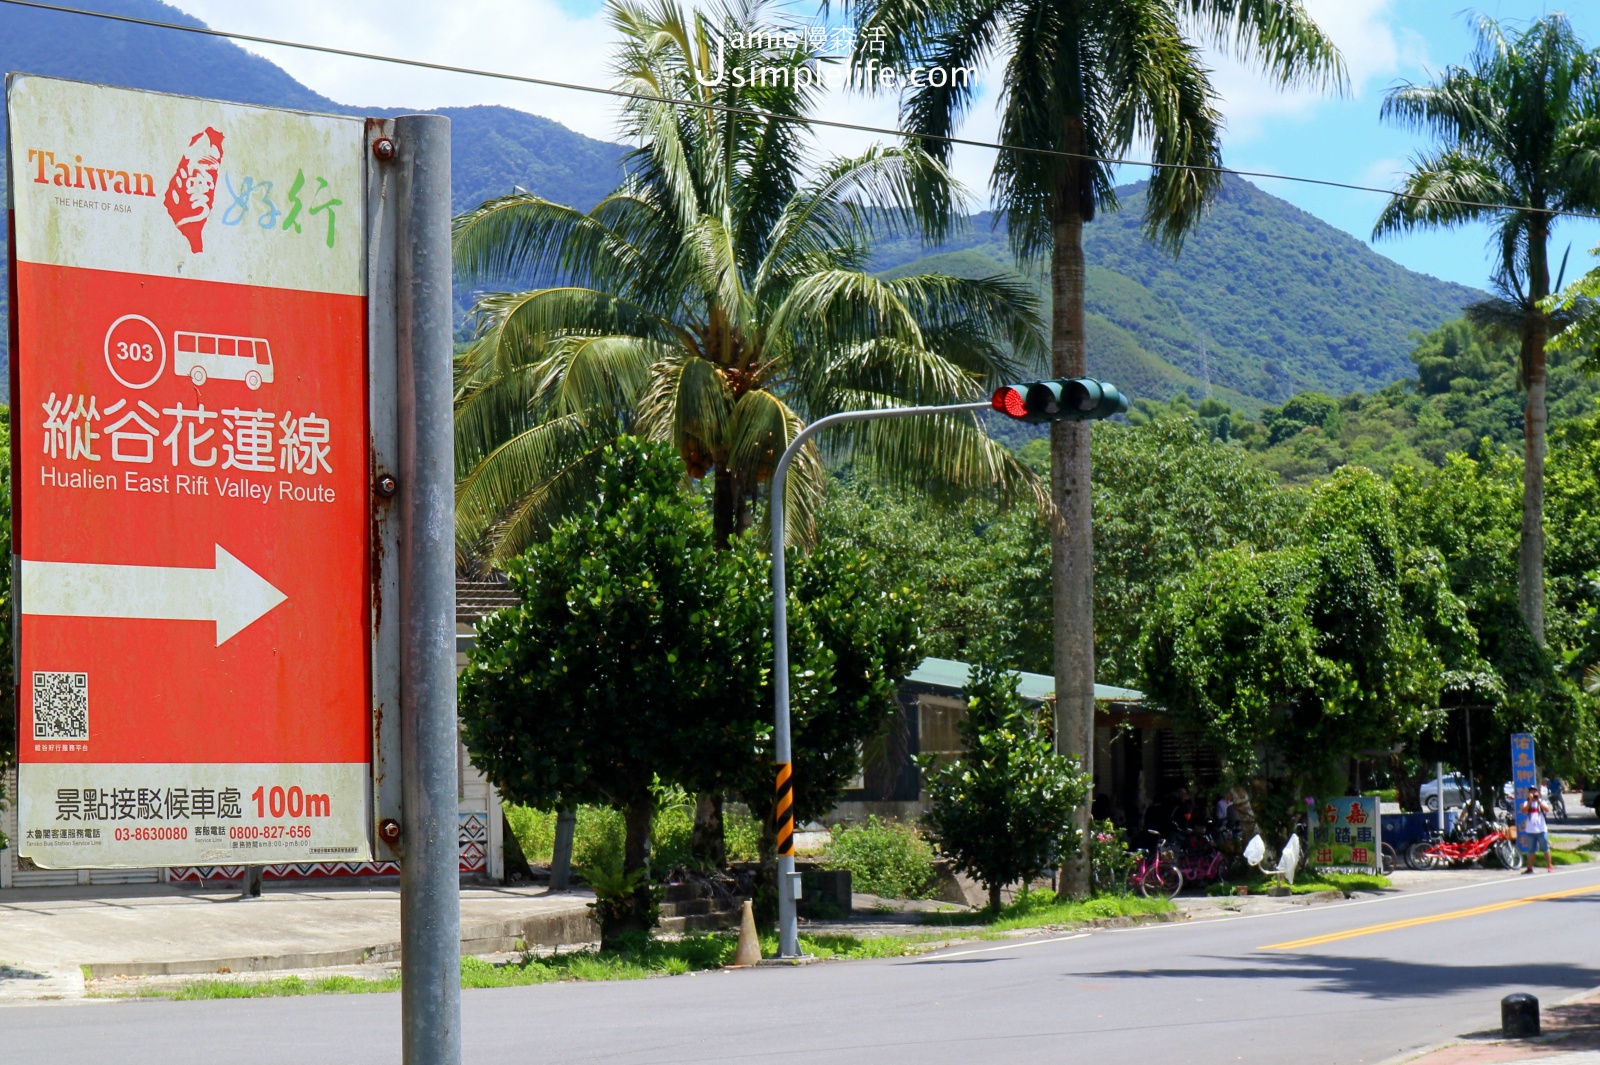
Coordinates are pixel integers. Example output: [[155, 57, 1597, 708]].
[[990, 378, 1130, 423]]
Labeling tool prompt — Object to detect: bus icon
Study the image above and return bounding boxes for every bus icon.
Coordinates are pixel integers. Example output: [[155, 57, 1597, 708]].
[[174, 330, 275, 390]]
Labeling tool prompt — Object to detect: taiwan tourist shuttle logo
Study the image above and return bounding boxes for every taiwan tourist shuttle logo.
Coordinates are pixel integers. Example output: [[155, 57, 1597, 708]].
[[164, 127, 225, 253], [174, 331, 274, 390], [104, 318, 274, 391]]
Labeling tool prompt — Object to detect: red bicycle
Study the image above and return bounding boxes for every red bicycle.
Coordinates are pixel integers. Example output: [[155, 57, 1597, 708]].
[[1407, 807, 1522, 871]]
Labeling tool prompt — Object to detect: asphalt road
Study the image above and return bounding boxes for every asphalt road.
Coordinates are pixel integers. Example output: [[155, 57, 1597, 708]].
[[8, 864, 1600, 1065]]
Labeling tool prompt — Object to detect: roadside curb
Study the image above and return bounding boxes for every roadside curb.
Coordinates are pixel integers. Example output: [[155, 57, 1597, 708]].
[[82, 908, 602, 979]]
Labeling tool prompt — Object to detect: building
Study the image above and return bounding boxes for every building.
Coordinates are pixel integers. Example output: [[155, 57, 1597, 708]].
[[832, 657, 1218, 829]]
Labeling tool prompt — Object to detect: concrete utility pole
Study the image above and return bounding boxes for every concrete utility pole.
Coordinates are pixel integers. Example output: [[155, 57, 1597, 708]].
[[394, 113, 462, 1065], [768, 400, 988, 959]]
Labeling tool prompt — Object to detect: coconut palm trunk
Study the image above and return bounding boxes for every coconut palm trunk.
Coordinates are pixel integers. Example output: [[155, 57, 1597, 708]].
[[1050, 159, 1095, 897], [1520, 222, 1551, 645]]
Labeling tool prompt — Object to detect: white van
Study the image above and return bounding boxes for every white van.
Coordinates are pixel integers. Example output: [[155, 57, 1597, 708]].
[[173, 330, 275, 390]]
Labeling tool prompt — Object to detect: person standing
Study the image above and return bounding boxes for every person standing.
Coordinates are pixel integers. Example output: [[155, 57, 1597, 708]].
[[1521, 786, 1554, 874]]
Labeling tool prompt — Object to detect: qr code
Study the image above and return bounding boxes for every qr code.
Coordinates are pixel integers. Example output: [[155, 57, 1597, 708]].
[[33, 671, 88, 741]]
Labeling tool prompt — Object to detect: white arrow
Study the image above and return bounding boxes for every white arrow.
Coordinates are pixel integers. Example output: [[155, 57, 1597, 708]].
[[21, 544, 288, 645]]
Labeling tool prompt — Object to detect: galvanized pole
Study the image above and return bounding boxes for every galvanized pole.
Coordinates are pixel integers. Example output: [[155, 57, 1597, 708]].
[[394, 113, 461, 1065], [768, 401, 989, 958]]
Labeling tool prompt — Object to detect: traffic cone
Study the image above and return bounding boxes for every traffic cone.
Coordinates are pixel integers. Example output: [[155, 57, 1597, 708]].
[[729, 899, 762, 967]]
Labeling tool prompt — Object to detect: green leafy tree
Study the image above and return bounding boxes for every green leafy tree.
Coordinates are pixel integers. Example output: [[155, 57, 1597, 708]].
[[457, 438, 766, 945], [845, 0, 1342, 891], [819, 415, 1298, 686], [1393, 438, 1600, 785], [920, 665, 1089, 910], [1375, 13, 1600, 645], [453, 0, 1045, 863], [1140, 468, 1470, 835], [727, 535, 922, 915], [1091, 416, 1301, 685]]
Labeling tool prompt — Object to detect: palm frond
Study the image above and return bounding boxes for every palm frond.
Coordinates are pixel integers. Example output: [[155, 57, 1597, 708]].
[[455, 411, 619, 565], [453, 195, 653, 296], [1372, 148, 1512, 236], [1180, 0, 1346, 91]]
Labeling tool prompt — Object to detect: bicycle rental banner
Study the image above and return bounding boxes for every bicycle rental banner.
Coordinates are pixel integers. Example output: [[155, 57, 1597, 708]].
[[6, 75, 373, 868], [1309, 797, 1382, 874]]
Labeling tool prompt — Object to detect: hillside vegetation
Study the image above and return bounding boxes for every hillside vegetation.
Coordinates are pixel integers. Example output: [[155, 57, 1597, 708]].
[[1119, 318, 1600, 485], [874, 177, 1483, 408]]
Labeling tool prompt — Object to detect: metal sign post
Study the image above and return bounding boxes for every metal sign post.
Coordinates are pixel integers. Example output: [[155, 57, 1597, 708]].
[[767, 400, 987, 958], [392, 114, 461, 1065]]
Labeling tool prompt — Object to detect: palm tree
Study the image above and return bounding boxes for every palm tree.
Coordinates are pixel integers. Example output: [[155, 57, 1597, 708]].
[[453, 0, 1047, 864], [1376, 13, 1600, 647], [845, 0, 1342, 891]]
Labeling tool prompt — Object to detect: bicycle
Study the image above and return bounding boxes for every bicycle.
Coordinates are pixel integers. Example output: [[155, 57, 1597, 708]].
[[1127, 838, 1185, 898], [1406, 800, 1521, 871], [1172, 828, 1228, 888]]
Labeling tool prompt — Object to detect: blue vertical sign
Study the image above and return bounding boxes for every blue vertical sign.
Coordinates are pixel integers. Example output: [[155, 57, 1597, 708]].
[[1511, 733, 1537, 843]]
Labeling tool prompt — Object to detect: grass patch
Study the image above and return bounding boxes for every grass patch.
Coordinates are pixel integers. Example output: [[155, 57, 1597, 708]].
[[1544, 848, 1590, 866], [919, 890, 1172, 930], [1206, 870, 1392, 897], [170, 973, 401, 1000], [142, 928, 948, 1000]]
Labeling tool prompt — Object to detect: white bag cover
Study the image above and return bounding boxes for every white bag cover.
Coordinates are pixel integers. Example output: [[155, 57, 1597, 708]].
[[1244, 834, 1266, 867], [1279, 834, 1303, 884]]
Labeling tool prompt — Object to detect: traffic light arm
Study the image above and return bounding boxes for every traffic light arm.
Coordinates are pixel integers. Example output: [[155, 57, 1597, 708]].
[[767, 399, 988, 959]]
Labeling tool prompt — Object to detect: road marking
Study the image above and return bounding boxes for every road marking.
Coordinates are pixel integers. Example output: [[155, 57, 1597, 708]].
[[1260, 881, 1600, 951], [918, 933, 1089, 960], [22, 544, 287, 645]]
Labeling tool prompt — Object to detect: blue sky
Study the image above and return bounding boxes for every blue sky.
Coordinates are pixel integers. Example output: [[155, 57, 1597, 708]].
[[176, 0, 1600, 291], [1215, 2, 1600, 293]]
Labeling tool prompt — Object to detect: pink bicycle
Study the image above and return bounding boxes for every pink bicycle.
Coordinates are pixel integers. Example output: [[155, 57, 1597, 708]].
[[1127, 839, 1185, 898]]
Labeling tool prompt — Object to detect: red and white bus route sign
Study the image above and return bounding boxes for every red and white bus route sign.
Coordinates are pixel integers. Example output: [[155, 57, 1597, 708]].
[[7, 75, 373, 868]]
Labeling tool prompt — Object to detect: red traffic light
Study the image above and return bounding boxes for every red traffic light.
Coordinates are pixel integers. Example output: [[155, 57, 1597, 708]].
[[991, 378, 1129, 422], [991, 386, 1028, 418]]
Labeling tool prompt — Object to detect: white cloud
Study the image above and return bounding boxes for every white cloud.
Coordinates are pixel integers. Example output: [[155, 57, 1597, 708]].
[[1200, 0, 1424, 143], [171, 0, 1011, 207], [172, 0, 624, 141]]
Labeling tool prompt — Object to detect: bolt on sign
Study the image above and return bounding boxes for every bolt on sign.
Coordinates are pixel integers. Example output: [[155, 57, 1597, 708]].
[[6, 75, 372, 867]]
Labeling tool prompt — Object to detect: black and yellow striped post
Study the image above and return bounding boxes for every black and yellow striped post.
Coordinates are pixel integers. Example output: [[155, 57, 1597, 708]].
[[774, 762, 795, 858], [767, 399, 992, 959]]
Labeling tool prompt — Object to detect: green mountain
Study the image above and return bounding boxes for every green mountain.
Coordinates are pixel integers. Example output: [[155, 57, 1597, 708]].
[[874, 176, 1485, 410]]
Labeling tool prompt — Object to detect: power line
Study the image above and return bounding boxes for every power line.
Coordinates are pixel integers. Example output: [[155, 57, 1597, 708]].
[[4, 0, 1600, 223]]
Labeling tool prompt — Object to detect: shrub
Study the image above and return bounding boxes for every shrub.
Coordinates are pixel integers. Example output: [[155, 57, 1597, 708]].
[[821, 817, 936, 899], [503, 803, 691, 880], [920, 665, 1089, 910], [1090, 819, 1137, 896], [725, 805, 763, 863], [650, 801, 696, 871]]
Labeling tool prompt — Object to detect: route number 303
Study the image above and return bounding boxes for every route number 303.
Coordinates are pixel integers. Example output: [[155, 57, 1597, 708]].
[[114, 340, 156, 361]]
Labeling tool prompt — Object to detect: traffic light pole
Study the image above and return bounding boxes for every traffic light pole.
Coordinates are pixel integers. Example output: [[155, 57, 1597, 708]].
[[768, 400, 989, 959]]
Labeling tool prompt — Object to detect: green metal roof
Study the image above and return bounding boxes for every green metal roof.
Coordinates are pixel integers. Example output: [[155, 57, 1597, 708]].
[[905, 657, 1143, 703]]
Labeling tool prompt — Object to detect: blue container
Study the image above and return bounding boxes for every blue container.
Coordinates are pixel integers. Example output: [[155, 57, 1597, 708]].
[[1381, 811, 1453, 849]]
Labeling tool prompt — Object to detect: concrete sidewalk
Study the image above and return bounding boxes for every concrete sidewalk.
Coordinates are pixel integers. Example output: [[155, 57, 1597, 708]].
[[1393, 990, 1600, 1065], [0, 881, 597, 1001]]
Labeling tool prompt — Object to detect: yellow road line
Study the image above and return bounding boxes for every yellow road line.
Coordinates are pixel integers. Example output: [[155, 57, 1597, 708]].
[[1260, 882, 1600, 951]]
